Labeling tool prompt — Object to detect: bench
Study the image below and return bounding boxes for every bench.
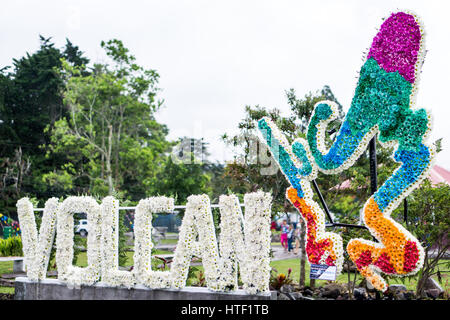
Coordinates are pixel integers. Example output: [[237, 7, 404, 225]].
[[154, 227, 168, 239]]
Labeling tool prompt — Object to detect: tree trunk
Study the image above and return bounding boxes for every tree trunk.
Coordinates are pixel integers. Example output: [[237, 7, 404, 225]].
[[106, 125, 115, 195], [299, 219, 306, 286], [416, 248, 430, 297]]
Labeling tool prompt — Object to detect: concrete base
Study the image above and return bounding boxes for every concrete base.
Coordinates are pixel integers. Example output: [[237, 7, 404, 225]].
[[14, 277, 277, 300]]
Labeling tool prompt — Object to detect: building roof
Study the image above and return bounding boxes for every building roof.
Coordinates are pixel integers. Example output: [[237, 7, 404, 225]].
[[429, 164, 450, 186]]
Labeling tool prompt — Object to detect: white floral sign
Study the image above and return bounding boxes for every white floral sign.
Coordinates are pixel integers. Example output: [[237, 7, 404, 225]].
[[17, 191, 272, 294]]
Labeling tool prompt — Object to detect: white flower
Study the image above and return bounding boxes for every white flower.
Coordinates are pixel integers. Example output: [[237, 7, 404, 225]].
[[17, 197, 59, 281], [133, 196, 174, 289], [56, 196, 102, 287], [100, 196, 136, 288], [20, 192, 273, 294]]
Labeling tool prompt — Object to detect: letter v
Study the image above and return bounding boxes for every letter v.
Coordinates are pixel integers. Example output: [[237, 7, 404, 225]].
[[17, 197, 59, 280]]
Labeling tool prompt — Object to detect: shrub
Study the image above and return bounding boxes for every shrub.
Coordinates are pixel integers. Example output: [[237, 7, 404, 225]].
[[0, 236, 23, 257]]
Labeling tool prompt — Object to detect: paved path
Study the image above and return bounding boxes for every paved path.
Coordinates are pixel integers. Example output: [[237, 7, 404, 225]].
[[271, 245, 304, 261], [155, 244, 177, 251]]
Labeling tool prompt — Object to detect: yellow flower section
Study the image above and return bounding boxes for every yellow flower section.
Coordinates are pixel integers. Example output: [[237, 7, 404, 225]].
[[347, 198, 416, 292]]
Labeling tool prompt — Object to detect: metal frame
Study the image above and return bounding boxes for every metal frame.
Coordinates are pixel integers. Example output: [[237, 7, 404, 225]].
[[33, 203, 245, 212], [314, 137, 408, 230]]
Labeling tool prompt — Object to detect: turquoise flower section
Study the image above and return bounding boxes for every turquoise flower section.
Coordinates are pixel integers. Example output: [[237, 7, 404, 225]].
[[258, 119, 315, 197], [373, 143, 430, 212], [292, 141, 313, 176]]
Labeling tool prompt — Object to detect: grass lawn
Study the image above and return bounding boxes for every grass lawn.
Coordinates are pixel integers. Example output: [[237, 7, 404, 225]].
[[271, 242, 283, 247], [159, 239, 178, 245], [0, 261, 13, 275], [0, 286, 14, 294], [153, 249, 173, 255]]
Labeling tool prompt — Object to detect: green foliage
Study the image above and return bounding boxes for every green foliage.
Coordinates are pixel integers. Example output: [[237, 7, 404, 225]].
[[118, 210, 128, 266], [391, 180, 450, 295], [269, 267, 293, 290], [155, 157, 211, 205], [0, 236, 23, 257], [45, 39, 170, 200], [0, 36, 90, 216], [399, 180, 450, 248], [186, 266, 201, 286], [0, 35, 218, 221], [72, 235, 85, 266]]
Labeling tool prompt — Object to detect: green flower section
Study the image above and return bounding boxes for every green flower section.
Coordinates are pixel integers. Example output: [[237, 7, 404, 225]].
[[349, 58, 428, 150], [307, 58, 429, 171]]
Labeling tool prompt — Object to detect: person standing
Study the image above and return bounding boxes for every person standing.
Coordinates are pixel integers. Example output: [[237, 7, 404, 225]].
[[287, 224, 294, 252], [280, 220, 288, 251]]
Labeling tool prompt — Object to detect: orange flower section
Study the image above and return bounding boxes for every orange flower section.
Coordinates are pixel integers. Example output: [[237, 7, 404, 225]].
[[347, 198, 420, 292], [286, 187, 337, 266]]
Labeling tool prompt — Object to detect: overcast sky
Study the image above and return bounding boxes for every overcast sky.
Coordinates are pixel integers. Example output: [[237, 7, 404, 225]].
[[1, 0, 449, 168]]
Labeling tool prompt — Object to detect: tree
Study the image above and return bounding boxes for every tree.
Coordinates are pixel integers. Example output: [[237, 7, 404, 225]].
[[223, 86, 345, 214], [203, 162, 233, 203], [46, 39, 170, 199], [392, 180, 450, 297], [155, 156, 211, 205], [0, 36, 89, 216], [169, 137, 230, 203]]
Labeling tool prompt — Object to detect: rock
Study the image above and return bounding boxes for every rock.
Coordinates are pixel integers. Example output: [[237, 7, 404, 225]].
[[353, 287, 367, 300], [321, 288, 340, 299], [289, 292, 302, 300], [425, 289, 440, 299], [278, 292, 291, 300], [388, 284, 407, 294], [321, 283, 346, 299], [0, 293, 14, 300], [404, 291, 415, 300], [323, 283, 346, 293], [298, 295, 315, 300], [280, 284, 294, 294], [423, 278, 444, 294], [303, 288, 314, 296], [294, 292, 315, 300], [395, 292, 406, 300]]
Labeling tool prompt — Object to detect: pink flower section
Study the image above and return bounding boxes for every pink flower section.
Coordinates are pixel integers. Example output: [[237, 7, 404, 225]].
[[355, 250, 372, 269], [403, 240, 420, 273], [368, 12, 421, 84]]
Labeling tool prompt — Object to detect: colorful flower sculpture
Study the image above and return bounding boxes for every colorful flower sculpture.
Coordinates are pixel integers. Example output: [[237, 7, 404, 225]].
[[258, 11, 434, 292]]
